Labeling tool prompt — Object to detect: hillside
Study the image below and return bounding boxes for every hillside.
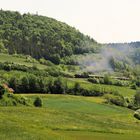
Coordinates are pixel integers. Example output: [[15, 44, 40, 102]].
[[0, 10, 100, 64], [106, 42, 140, 65], [0, 9, 140, 140], [0, 94, 140, 140]]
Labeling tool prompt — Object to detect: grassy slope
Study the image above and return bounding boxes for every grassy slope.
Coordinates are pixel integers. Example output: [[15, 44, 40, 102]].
[[0, 53, 136, 98], [67, 78, 136, 97], [0, 53, 47, 69], [0, 53, 138, 139], [0, 94, 140, 140]]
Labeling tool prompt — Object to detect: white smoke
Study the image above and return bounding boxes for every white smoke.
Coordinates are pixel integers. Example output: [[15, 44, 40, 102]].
[[77, 44, 135, 73]]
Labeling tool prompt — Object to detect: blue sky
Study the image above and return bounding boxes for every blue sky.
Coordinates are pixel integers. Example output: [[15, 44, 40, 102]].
[[0, 0, 140, 43]]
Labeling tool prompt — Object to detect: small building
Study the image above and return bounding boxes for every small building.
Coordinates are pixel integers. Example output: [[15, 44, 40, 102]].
[[3, 84, 14, 93]]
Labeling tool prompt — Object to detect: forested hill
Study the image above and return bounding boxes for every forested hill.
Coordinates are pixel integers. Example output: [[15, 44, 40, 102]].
[[105, 41, 140, 65], [0, 10, 100, 64], [106, 42, 140, 48]]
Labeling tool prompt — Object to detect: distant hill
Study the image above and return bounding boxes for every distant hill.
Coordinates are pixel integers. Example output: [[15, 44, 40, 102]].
[[105, 42, 140, 65], [106, 41, 140, 48], [0, 10, 100, 64]]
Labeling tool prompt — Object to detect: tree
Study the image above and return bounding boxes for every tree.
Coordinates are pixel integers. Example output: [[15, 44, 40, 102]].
[[103, 75, 112, 85], [0, 40, 8, 54], [52, 77, 65, 94], [21, 76, 29, 93], [0, 84, 5, 99], [134, 90, 140, 106], [34, 97, 42, 107], [28, 75, 39, 92], [134, 109, 140, 120], [0, 10, 99, 64], [9, 77, 20, 93], [74, 82, 81, 94]]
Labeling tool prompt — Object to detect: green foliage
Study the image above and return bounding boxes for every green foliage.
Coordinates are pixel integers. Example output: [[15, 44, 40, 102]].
[[0, 93, 31, 106], [34, 97, 42, 107], [0, 84, 5, 98], [70, 82, 108, 96], [88, 76, 129, 87], [73, 82, 81, 93], [135, 78, 140, 87], [0, 61, 29, 71], [103, 75, 112, 85], [0, 40, 8, 53], [131, 84, 137, 90], [104, 94, 127, 107], [9, 75, 48, 93], [134, 90, 140, 106], [132, 48, 140, 64], [0, 10, 99, 64], [88, 78, 100, 84], [134, 109, 140, 120], [110, 57, 130, 72], [39, 58, 54, 66], [51, 77, 66, 94]]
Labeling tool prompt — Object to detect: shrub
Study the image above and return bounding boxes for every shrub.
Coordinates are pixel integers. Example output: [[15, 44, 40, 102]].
[[0, 84, 5, 99], [136, 79, 140, 87], [34, 97, 42, 107], [73, 82, 81, 94], [70, 83, 105, 97], [88, 78, 99, 84], [134, 90, 140, 106], [39, 58, 54, 66], [51, 77, 66, 94], [0, 93, 31, 106], [131, 84, 137, 90], [134, 109, 140, 120], [104, 94, 127, 107], [103, 75, 112, 85], [0, 40, 8, 54]]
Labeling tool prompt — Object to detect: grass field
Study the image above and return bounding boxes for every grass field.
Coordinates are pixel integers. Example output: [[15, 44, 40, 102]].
[[0, 94, 140, 140], [0, 53, 136, 98], [0, 53, 47, 69], [0, 53, 139, 140], [67, 78, 136, 97]]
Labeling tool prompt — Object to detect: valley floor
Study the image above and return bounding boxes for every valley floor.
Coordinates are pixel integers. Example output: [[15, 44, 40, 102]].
[[0, 94, 140, 140]]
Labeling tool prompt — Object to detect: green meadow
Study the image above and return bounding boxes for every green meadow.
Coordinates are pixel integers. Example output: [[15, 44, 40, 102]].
[[67, 78, 136, 97], [0, 53, 48, 70], [0, 94, 140, 140]]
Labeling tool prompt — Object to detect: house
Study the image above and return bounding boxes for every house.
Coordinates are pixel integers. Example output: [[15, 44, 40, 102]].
[[3, 84, 14, 93]]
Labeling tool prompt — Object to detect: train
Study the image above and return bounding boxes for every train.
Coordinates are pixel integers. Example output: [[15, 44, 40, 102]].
[[74, 74, 130, 81]]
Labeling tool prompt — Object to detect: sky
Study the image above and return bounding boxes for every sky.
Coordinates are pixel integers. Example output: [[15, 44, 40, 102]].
[[0, 0, 140, 43]]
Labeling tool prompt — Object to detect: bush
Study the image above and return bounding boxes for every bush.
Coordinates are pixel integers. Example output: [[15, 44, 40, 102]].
[[103, 75, 112, 85], [131, 84, 137, 90], [70, 83, 105, 96], [88, 78, 99, 84], [104, 94, 127, 107], [39, 58, 54, 66], [34, 97, 42, 107], [73, 82, 81, 94], [0, 84, 5, 99], [50, 77, 67, 94], [134, 90, 140, 106], [134, 109, 140, 120], [0, 93, 31, 106]]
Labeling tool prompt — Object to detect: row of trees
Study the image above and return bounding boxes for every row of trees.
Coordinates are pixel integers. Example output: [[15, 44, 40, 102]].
[[8, 76, 67, 94], [88, 76, 129, 87], [7, 75, 117, 96]]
